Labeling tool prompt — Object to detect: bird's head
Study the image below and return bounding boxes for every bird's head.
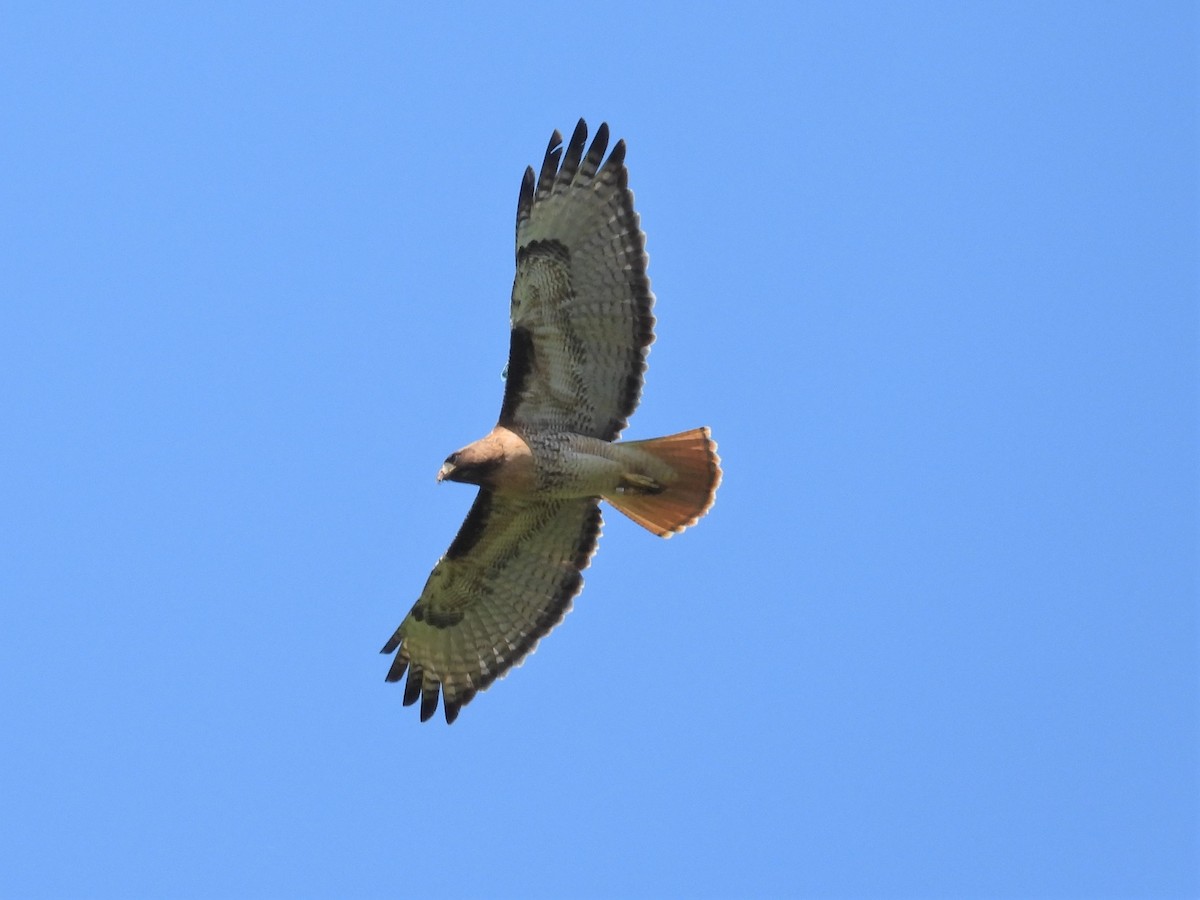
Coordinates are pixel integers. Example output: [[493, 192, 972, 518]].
[[437, 443, 503, 487]]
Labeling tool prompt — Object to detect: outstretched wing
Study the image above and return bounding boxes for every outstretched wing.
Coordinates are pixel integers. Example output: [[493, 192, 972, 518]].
[[380, 493, 602, 723], [499, 119, 656, 441]]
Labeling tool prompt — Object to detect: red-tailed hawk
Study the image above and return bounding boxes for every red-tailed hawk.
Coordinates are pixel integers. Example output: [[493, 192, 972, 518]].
[[382, 120, 721, 723]]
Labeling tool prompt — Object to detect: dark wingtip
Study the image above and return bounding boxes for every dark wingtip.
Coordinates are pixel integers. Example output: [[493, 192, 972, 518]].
[[535, 134, 563, 200], [420, 688, 439, 723], [402, 667, 422, 706], [607, 138, 626, 169], [384, 654, 408, 683], [558, 119, 588, 184], [445, 686, 476, 724], [516, 166, 535, 225], [580, 122, 610, 179]]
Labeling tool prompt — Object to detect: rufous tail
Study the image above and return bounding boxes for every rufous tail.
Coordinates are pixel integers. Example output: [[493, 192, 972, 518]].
[[605, 427, 722, 538]]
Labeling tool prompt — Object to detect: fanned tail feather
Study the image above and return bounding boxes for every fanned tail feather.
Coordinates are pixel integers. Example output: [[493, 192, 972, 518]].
[[605, 427, 721, 537]]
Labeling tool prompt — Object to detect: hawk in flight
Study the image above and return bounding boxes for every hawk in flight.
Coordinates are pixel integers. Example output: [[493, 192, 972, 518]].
[[382, 120, 721, 723]]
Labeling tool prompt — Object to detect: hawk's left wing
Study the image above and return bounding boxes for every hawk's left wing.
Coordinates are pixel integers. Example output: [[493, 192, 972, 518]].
[[381, 492, 602, 723]]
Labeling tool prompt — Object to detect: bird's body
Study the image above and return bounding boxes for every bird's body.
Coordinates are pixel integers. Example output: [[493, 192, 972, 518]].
[[383, 121, 721, 723], [443, 426, 681, 500]]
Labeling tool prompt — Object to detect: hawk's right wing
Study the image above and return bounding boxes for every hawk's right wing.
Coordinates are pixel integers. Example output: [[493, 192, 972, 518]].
[[499, 120, 656, 441]]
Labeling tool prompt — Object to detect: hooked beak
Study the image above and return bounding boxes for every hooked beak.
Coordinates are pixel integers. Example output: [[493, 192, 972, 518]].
[[436, 461, 455, 483]]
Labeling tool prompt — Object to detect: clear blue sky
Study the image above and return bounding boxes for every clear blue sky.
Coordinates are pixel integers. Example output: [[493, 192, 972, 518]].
[[2, 4, 1196, 898]]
